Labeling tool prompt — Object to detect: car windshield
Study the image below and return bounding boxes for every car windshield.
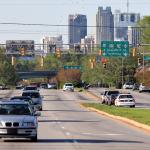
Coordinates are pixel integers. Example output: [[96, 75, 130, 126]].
[[10, 97, 33, 105], [65, 84, 73, 86], [22, 92, 40, 98], [24, 87, 37, 90], [0, 104, 32, 115], [119, 95, 133, 98], [107, 91, 119, 95]]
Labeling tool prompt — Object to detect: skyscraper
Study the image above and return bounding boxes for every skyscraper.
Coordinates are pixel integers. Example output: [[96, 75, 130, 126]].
[[96, 7, 114, 45], [114, 10, 140, 42], [68, 14, 87, 49], [128, 26, 141, 47]]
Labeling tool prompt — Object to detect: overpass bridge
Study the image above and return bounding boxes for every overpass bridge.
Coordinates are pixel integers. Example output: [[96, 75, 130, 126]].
[[17, 70, 58, 79]]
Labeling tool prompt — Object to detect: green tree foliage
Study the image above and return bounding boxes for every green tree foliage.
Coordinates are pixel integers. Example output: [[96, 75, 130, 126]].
[[0, 48, 19, 85], [57, 69, 81, 87], [138, 16, 150, 52]]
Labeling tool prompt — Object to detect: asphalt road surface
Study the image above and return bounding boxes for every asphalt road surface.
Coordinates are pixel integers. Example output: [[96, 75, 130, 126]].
[[0, 89, 149, 150]]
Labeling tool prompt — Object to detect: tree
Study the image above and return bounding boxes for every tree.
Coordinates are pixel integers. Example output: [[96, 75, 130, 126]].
[[57, 69, 81, 87]]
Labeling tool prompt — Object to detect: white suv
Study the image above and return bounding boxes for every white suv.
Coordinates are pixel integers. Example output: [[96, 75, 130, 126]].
[[63, 83, 74, 92]]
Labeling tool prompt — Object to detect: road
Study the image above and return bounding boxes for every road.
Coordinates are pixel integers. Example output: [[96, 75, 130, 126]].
[[0, 89, 149, 150], [88, 87, 150, 108]]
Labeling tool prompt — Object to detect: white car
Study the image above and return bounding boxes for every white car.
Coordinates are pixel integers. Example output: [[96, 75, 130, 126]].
[[0, 100, 40, 141], [123, 82, 134, 89], [139, 84, 150, 93], [115, 94, 135, 108], [63, 83, 74, 92], [100, 89, 109, 104]]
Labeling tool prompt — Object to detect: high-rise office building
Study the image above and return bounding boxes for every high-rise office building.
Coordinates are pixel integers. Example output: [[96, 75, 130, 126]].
[[68, 14, 87, 49], [96, 7, 114, 45], [128, 26, 141, 47], [114, 10, 140, 42], [41, 35, 63, 54]]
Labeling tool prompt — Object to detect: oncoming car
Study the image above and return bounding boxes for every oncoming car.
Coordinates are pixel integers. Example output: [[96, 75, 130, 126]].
[[22, 90, 43, 111], [115, 94, 135, 108], [63, 83, 74, 92], [0, 100, 40, 141]]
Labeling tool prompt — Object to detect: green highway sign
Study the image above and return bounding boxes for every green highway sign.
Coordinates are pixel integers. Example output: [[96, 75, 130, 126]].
[[64, 66, 81, 70], [144, 56, 150, 60], [101, 41, 129, 57]]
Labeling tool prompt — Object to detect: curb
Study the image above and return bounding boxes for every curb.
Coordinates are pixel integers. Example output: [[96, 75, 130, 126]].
[[81, 105, 150, 133]]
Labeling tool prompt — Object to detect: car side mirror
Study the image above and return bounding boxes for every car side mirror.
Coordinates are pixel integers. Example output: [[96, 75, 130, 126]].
[[34, 111, 41, 116]]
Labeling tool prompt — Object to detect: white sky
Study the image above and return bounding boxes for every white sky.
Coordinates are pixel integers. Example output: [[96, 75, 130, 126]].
[[0, 0, 149, 44]]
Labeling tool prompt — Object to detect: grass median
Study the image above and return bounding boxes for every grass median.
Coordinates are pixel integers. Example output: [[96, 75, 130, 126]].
[[82, 103, 150, 126]]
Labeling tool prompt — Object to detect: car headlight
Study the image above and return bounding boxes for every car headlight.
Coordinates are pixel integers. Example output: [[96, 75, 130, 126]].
[[23, 122, 35, 127]]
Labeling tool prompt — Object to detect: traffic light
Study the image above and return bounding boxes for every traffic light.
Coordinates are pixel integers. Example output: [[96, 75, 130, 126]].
[[132, 48, 137, 57], [20, 48, 26, 56], [138, 58, 142, 66], [56, 49, 61, 58], [103, 63, 107, 68]]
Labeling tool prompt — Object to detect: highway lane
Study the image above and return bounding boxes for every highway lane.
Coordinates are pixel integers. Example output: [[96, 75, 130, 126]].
[[0, 89, 149, 150], [88, 87, 150, 108]]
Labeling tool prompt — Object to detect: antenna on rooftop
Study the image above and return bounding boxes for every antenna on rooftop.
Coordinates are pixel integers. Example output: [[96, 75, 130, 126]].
[[127, 0, 129, 13]]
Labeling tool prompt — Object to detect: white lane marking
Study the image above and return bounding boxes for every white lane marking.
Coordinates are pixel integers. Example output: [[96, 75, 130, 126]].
[[82, 132, 122, 136], [61, 126, 65, 129]]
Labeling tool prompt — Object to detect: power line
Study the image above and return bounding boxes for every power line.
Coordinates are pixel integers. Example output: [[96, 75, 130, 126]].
[[0, 22, 149, 28]]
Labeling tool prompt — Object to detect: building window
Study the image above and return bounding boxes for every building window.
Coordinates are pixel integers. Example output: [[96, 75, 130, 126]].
[[130, 14, 135, 22], [120, 14, 124, 21]]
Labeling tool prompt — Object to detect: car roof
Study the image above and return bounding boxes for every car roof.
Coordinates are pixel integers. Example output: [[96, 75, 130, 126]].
[[0, 100, 28, 105]]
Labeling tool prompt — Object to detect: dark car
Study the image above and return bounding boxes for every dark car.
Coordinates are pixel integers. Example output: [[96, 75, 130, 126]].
[[104, 90, 120, 105], [10, 96, 35, 111], [40, 83, 48, 89], [132, 83, 140, 91]]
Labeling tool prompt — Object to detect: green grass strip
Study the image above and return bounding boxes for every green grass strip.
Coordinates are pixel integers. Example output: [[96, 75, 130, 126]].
[[82, 103, 150, 126]]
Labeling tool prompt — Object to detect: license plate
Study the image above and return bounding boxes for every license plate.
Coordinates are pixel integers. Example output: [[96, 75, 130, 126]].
[[7, 129, 18, 134]]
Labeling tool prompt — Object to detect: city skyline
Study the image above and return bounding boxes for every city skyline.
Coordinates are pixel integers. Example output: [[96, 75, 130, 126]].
[[0, 0, 149, 44]]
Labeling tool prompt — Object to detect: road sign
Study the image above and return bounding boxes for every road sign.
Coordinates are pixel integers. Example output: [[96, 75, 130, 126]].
[[101, 41, 129, 57], [64, 66, 81, 70], [144, 56, 150, 60]]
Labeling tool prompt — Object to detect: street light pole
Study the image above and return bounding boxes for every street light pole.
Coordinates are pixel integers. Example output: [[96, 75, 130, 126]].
[[122, 57, 124, 88]]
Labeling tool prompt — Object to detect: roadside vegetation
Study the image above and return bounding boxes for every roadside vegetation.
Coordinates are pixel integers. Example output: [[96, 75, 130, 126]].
[[82, 103, 150, 126], [0, 16, 149, 86]]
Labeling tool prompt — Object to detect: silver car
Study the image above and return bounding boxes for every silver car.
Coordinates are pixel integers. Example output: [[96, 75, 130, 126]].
[[63, 83, 74, 92], [22, 90, 43, 111], [0, 100, 40, 141]]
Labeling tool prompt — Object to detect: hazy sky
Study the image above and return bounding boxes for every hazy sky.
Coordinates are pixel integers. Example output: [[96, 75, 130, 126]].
[[0, 0, 149, 44]]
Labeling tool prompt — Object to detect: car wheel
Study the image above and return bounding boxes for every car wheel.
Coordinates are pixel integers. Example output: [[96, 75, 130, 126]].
[[139, 91, 142, 93], [39, 108, 42, 111], [31, 135, 37, 142], [101, 100, 105, 104], [108, 101, 112, 105]]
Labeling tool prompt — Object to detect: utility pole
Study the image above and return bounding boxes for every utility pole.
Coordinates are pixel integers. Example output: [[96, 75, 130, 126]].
[[11, 56, 15, 66]]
